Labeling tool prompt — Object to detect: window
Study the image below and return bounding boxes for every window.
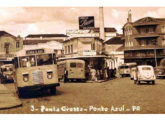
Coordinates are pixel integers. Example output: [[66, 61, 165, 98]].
[[20, 56, 36, 67], [4, 43, 10, 54], [65, 46, 67, 54], [16, 41, 20, 48], [77, 63, 83, 68], [91, 43, 95, 50], [161, 26, 165, 33], [70, 45, 73, 53], [37, 54, 53, 66], [68, 46, 70, 54], [70, 63, 76, 68], [162, 35, 165, 46], [142, 67, 151, 70]]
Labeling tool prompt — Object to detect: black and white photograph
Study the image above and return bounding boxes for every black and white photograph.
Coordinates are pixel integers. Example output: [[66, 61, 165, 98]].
[[0, 0, 165, 119]]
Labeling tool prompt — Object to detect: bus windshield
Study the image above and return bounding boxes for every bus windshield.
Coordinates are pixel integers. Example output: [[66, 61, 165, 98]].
[[37, 54, 53, 66], [20, 55, 36, 67]]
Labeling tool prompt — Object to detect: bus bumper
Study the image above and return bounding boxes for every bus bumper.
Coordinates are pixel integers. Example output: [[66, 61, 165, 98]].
[[17, 83, 60, 91]]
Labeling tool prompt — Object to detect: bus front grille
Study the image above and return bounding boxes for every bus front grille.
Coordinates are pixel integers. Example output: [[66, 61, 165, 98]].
[[32, 70, 44, 85]]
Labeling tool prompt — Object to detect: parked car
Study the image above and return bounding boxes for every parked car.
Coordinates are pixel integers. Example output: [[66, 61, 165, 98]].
[[134, 65, 156, 85], [154, 66, 165, 79], [0, 64, 14, 83]]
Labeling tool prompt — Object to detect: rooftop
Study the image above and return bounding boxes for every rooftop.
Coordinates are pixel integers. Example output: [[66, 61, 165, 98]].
[[0, 31, 16, 38], [26, 34, 68, 38], [104, 36, 124, 44]]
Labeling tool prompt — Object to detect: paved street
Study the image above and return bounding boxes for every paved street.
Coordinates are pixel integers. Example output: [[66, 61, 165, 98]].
[[0, 77, 165, 114]]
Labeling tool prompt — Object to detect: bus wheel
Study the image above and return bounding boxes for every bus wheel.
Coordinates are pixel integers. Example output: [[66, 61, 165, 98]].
[[17, 89, 23, 98], [50, 87, 56, 95]]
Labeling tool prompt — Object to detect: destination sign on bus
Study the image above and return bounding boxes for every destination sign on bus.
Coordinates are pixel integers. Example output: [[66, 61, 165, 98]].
[[26, 49, 44, 55]]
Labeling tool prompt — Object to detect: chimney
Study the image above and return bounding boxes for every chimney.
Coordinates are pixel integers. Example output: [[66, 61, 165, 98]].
[[127, 9, 132, 23], [99, 7, 105, 41]]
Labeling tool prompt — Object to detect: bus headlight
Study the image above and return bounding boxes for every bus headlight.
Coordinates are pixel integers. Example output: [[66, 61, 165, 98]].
[[23, 74, 29, 82], [47, 71, 53, 79]]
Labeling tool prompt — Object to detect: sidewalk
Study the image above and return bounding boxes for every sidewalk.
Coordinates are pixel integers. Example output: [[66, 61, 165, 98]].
[[0, 84, 22, 110]]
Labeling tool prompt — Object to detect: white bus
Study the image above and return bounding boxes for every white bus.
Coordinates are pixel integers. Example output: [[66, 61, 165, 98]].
[[13, 48, 59, 98], [119, 62, 137, 78]]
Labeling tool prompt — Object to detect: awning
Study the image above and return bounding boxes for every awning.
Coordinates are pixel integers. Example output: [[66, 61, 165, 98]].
[[58, 55, 107, 60]]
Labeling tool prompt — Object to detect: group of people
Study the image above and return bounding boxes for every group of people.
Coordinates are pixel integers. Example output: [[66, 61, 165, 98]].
[[88, 65, 117, 81]]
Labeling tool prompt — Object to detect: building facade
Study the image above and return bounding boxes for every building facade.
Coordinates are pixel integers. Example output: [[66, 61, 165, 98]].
[[104, 36, 124, 69], [123, 12, 165, 67], [62, 37, 106, 79], [0, 31, 23, 62]]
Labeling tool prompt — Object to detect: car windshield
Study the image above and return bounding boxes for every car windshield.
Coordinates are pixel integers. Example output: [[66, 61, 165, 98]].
[[37, 54, 53, 66], [142, 67, 151, 70]]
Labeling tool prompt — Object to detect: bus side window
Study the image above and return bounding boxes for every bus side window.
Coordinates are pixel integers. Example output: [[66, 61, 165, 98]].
[[53, 53, 56, 64], [13, 57, 19, 68]]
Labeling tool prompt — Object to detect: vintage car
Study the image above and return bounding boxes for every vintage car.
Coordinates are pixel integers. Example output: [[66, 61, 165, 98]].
[[134, 65, 156, 85], [154, 66, 165, 79], [0, 64, 14, 83]]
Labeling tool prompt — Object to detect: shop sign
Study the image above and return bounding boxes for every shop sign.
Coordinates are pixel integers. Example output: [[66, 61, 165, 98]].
[[79, 16, 95, 30], [83, 50, 96, 56]]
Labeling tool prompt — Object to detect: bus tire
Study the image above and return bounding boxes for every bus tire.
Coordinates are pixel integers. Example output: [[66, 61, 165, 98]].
[[17, 89, 23, 98], [50, 87, 56, 95]]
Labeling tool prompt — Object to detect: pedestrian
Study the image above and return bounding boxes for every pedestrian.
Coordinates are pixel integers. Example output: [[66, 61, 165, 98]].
[[90, 68, 97, 81], [64, 68, 68, 83]]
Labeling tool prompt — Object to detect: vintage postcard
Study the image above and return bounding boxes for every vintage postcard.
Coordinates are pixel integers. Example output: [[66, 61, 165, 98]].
[[0, 1, 165, 120]]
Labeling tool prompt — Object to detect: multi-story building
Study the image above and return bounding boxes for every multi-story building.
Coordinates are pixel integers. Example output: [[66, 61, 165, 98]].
[[104, 36, 124, 69], [62, 37, 106, 72], [24, 34, 68, 45], [66, 27, 117, 41], [123, 11, 165, 66], [0, 31, 23, 63]]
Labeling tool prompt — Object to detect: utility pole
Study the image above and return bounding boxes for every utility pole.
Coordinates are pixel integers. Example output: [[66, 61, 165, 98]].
[[154, 47, 158, 67]]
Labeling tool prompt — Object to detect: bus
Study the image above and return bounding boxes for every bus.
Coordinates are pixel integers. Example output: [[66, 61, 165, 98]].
[[57, 59, 86, 82], [119, 62, 137, 78], [13, 48, 59, 97]]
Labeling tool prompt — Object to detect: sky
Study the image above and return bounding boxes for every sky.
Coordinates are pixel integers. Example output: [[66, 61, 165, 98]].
[[0, 7, 165, 37]]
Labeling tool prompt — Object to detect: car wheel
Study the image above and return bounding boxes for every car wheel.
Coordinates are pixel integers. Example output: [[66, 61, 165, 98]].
[[152, 81, 155, 85], [137, 81, 140, 85]]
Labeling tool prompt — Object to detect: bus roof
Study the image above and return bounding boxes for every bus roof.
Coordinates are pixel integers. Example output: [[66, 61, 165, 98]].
[[16, 48, 55, 57]]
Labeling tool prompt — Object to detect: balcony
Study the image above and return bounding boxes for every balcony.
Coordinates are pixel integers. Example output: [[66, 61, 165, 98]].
[[125, 45, 164, 51], [125, 52, 165, 59], [134, 33, 159, 39]]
